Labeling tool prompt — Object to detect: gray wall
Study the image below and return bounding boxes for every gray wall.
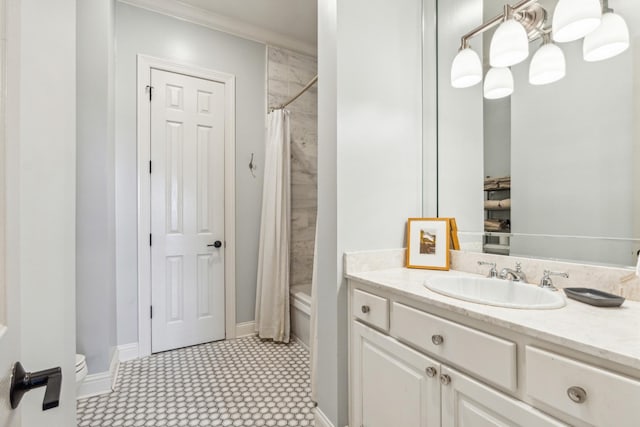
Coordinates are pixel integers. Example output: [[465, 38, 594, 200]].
[[483, 97, 511, 179], [423, 0, 439, 217], [267, 46, 318, 288], [437, 0, 485, 249], [115, 3, 266, 345], [316, 0, 423, 424], [510, 33, 635, 265], [482, 0, 511, 180], [77, 0, 118, 374]]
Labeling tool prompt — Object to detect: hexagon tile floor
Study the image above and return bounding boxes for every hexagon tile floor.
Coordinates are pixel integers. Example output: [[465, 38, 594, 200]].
[[76, 336, 316, 426]]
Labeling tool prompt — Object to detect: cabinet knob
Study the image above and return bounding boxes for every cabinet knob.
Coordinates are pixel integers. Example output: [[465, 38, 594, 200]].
[[567, 386, 587, 403], [431, 334, 444, 345], [425, 367, 437, 377], [440, 374, 451, 385], [361, 305, 370, 314]]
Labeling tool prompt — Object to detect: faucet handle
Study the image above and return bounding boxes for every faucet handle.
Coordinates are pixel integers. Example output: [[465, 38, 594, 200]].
[[544, 269, 569, 278], [515, 262, 523, 272], [478, 261, 498, 278], [539, 270, 569, 291]]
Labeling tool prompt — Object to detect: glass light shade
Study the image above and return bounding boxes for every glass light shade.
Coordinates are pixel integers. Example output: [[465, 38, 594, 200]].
[[529, 43, 566, 85], [484, 67, 514, 99], [552, 0, 602, 43], [490, 19, 530, 67], [583, 12, 630, 62], [451, 48, 483, 88]]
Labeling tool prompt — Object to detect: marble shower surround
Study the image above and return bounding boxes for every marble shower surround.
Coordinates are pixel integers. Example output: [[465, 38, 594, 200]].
[[344, 249, 640, 301], [267, 46, 317, 288]]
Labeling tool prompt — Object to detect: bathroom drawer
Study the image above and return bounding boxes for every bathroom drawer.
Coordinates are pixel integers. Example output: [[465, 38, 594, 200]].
[[352, 289, 389, 332], [526, 346, 640, 427], [392, 302, 517, 391]]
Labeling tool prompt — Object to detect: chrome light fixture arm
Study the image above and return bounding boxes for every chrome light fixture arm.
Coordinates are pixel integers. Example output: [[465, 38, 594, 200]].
[[459, 0, 546, 50]]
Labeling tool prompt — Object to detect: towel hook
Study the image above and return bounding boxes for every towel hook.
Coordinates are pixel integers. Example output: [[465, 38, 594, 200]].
[[249, 153, 257, 178]]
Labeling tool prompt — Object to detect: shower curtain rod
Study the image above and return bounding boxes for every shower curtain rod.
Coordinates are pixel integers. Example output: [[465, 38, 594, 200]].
[[270, 74, 318, 112]]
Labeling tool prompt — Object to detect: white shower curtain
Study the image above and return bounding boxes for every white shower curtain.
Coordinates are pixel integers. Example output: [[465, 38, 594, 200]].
[[255, 109, 291, 343]]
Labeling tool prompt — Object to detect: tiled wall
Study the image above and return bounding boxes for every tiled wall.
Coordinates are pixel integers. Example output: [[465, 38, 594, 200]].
[[267, 46, 318, 287]]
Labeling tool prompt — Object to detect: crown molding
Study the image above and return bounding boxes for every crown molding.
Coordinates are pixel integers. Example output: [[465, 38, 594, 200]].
[[118, 0, 317, 56]]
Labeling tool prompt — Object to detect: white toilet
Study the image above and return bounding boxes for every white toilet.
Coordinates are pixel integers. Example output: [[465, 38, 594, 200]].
[[75, 354, 88, 394]]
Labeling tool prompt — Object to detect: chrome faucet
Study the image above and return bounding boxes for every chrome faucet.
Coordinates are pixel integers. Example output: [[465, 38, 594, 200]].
[[539, 270, 569, 291], [499, 262, 527, 283], [477, 261, 498, 278]]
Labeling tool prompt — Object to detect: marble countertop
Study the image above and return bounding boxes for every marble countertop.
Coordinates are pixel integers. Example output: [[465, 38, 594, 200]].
[[346, 267, 640, 372]]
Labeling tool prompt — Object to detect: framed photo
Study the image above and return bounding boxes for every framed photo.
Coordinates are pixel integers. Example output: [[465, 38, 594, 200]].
[[448, 218, 460, 250], [406, 218, 451, 270]]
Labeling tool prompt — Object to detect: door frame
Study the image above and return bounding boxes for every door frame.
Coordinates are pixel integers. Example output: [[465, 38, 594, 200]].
[[137, 55, 237, 357]]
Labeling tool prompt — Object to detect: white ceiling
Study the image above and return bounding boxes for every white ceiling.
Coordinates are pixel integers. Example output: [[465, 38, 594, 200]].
[[179, 0, 317, 47]]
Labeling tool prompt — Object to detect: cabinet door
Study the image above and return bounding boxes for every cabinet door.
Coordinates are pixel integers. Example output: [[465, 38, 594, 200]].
[[441, 366, 567, 427], [351, 321, 440, 427]]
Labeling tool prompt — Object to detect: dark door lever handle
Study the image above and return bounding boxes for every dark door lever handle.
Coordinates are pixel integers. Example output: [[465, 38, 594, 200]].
[[10, 361, 62, 411], [207, 240, 223, 248]]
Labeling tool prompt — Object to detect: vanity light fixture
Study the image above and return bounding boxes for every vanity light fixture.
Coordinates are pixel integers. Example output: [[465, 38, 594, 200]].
[[484, 67, 514, 99], [529, 33, 566, 85], [552, 0, 602, 43], [451, 0, 547, 92], [583, 1, 630, 62], [451, 46, 483, 88], [451, 0, 629, 96], [490, 5, 530, 67]]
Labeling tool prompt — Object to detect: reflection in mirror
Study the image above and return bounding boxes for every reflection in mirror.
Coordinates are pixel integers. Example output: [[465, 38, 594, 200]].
[[430, 0, 640, 267]]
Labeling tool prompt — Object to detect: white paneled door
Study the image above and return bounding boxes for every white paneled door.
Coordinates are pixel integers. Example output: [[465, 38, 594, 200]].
[[150, 69, 226, 353], [0, 0, 19, 423], [0, 69, 19, 427]]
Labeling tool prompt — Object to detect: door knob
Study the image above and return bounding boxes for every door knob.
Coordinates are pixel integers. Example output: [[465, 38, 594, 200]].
[[10, 361, 62, 411], [207, 240, 223, 248]]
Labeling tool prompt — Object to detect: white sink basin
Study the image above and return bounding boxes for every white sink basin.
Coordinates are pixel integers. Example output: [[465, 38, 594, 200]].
[[424, 276, 566, 309]]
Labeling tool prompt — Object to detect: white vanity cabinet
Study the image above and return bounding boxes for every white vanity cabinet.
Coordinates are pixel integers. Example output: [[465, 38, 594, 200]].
[[351, 321, 440, 427], [439, 365, 565, 427], [525, 346, 640, 426], [351, 319, 564, 427], [348, 281, 640, 427]]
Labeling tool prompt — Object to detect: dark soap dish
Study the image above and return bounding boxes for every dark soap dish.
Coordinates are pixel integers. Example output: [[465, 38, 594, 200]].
[[564, 288, 625, 307]]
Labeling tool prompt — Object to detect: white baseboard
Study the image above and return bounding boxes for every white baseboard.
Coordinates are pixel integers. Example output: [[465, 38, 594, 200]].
[[118, 342, 140, 362], [235, 321, 256, 338], [314, 407, 335, 427], [77, 347, 120, 400], [291, 334, 310, 351]]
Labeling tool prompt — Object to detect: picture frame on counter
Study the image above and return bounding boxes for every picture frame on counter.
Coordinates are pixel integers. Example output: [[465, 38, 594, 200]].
[[447, 217, 460, 250], [406, 217, 451, 270]]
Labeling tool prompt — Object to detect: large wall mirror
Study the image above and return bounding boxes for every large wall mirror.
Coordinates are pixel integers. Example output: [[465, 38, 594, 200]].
[[424, 0, 640, 267]]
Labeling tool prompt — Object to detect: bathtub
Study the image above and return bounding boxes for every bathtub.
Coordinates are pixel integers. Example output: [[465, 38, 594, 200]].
[[290, 284, 311, 349]]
